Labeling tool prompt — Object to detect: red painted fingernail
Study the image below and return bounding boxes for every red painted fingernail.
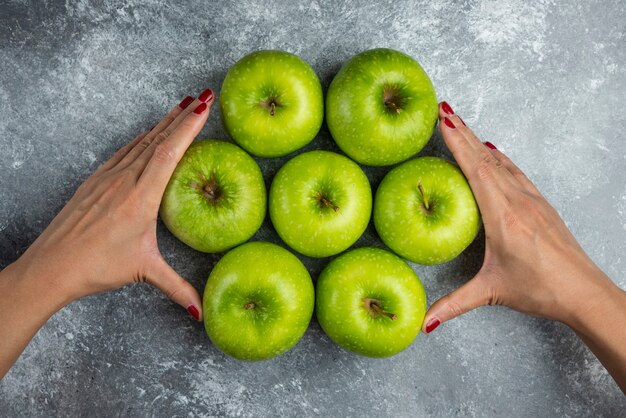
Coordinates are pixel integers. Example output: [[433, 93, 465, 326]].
[[443, 117, 456, 129], [198, 88, 213, 103], [441, 101, 454, 115], [178, 96, 194, 110], [187, 305, 201, 321], [484, 141, 497, 150], [425, 317, 441, 333], [459, 117, 467, 126], [193, 102, 208, 115]]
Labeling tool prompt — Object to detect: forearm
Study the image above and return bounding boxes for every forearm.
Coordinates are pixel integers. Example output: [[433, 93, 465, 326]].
[[563, 268, 626, 393], [0, 261, 73, 379]]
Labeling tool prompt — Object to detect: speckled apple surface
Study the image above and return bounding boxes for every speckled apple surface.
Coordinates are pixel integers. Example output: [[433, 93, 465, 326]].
[[1, 1, 625, 416], [203, 242, 314, 361], [160, 140, 266, 253], [269, 150, 372, 257], [326, 48, 438, 166], [220, 50, 324, 157], [316, 247, 427, 357], [374, 157, 480, 265]]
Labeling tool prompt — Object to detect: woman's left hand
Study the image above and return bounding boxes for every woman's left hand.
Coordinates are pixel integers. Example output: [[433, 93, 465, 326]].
[[8, 89, 215, 321]]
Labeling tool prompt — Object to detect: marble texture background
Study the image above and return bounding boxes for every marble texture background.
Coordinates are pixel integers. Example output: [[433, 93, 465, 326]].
[[1, 0, 625, 416]]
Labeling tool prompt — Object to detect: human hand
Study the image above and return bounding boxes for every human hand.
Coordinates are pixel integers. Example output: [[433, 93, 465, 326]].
[[422, 101, 616, 333], [8, 89, 215, 321]]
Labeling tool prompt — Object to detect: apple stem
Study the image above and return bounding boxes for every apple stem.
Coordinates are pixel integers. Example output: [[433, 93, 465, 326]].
[[204, 185, 218, 200], [384, 99, 401, 114], [383, 88, 404, 114], [202, 175, 223, 204], [417, 181, 429, 211], [318, 195, 339, 212], [270, 102, 276, 116], [244, 302, 255, 310], [366, 299, 397, 321]]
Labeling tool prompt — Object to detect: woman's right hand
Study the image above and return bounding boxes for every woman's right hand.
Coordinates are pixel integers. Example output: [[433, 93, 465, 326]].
[[422, 101, 626, 392]]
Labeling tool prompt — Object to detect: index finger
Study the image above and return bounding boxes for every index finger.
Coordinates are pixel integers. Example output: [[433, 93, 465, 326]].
[[137, 100, 212, 203], [93, 130, 149, 176], [438, 113, 511, 222]]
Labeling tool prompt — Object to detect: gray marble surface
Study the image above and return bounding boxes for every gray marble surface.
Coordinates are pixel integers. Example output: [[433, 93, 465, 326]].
[[1, 0, 625, 416]]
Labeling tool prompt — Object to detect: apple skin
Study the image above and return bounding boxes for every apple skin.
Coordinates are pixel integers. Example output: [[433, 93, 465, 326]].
[[326, 48, 438, 166], [220, 50, 324, 158], [374, 156, 480, 265], [269, 150, 372, 258], [203, 241, 314, 361], [316, 247, 426, 358], [160, 140, 266, 253]]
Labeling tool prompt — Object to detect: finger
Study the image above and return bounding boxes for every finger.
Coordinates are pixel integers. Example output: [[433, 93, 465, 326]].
[[94, 131, 148, 175], [422, 275, 492, 334], [438, 112, 510, 221], [131, 90, 214, 177], [52, 131, 148, 223], [137, 97, 212, 202], [112, 95, 194, 172], [154, 89, 213, 144], [439, 102, 521, 192], [150, 94, 199, 139], [146, 258, 203, 321], [132, 89, 213, 168], [485, 142, 542, 197], [439, 101, 483, 151], [70, 130, 149, 208]]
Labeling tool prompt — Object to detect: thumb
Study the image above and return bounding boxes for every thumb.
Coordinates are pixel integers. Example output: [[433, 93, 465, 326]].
[[146, 258, 203, 321], [423, 275, 490, 334]]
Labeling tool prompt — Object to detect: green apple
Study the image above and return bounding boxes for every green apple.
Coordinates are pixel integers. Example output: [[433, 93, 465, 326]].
[[374, 156, 480, 265], [160, 140, 266, 253], [326, 48, 438, 166], [220, 50, 324, 157], [316, 247, 426, 357], [269, 150, 372, 258], [203, 241, 314, 361]]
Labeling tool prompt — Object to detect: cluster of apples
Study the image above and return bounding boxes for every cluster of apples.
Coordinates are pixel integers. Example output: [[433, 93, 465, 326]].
[[160, 49, 480, 360]]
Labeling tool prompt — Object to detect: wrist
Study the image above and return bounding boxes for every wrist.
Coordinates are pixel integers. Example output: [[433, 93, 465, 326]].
[[5, 256, 77, 310], [559, 266, 624, 334], [0, 258, 77, 379]]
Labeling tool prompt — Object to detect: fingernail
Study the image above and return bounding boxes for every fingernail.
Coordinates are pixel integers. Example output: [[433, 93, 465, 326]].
[[484, 141, 497, 150], [459, 117, 467, 126], [178, 96, 194, 110], [425, 317, 441, 333], [187, 305, 201, 321], [198, 88, 213, 103], [443, 117, 456, 130], [193, 102, 208, 115], [441, 101, 454, 115]]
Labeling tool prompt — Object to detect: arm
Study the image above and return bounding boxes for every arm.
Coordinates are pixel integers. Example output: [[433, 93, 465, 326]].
[[0, 262, 73, 378], [566, 270, 626, 392], [423, 101, 626, 393], [0, 90, 215, 379]]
